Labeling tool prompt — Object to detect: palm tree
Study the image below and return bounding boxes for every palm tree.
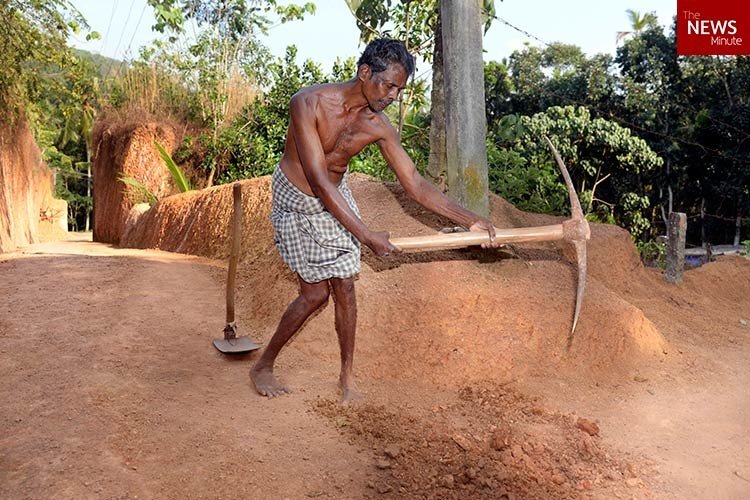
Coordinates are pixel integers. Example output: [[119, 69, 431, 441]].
[[616, 9, 659, 44]]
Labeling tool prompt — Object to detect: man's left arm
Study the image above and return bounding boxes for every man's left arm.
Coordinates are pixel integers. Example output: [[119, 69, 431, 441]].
[[376, 125, 498, 245]]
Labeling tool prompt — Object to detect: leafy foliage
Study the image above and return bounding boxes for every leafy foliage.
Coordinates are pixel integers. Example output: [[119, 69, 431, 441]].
[[488, 106, 662, 239], [0, 0, 98, 115], [741, 240, 750, 258], [636, 240, 666, 269], [155, 141, 192, 192], [484, 17, 749, 246], [118, 175, 159, 207]]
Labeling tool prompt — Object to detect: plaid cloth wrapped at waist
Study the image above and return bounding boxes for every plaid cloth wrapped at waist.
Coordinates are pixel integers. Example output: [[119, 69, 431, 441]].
[[270, 165, 361, 283]]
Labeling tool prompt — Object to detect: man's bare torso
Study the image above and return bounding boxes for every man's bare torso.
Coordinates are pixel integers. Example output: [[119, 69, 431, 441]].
[[279, 82, 388, 196]]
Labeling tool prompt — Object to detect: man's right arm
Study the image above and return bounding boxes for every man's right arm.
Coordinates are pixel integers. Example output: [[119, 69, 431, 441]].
[[376, 118, 500, 248], [289, 93, 397, 256]]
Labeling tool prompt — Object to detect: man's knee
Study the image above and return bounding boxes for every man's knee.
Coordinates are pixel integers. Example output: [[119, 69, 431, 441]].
[[301, 283, 330, 309], [331, 277, 356, 298]]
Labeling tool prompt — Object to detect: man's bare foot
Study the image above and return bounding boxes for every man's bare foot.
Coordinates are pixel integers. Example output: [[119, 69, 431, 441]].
[[338, 373, 362, 405], [250, 364, 291, 398]]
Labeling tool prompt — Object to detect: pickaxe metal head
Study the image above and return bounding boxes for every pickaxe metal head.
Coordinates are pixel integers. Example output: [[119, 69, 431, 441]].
[[544, 136, 590, 337]]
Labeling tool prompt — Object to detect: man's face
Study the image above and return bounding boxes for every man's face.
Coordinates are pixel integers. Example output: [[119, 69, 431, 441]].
[[362, 63, 408, 112]]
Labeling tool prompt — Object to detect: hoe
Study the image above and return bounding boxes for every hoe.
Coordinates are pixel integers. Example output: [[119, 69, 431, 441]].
[[213, 182, 262, 354]]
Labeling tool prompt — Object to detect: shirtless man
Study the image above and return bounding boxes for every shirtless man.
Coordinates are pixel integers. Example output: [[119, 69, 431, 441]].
[[250, 38, 498, 401]]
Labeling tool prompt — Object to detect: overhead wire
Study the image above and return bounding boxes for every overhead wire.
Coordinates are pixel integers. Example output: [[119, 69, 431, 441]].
[[487, 13, 551, 48], [110, 0, 137, 58], [123, 2, 149, 60], [103, 0, 136, 80], [102, 0, 119, 51]]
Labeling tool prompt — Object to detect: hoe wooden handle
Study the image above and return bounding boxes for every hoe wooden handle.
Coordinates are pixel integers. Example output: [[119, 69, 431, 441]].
[[226, 182, 242, 324]]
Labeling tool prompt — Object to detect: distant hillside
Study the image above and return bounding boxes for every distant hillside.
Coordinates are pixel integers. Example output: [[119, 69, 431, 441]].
[[73, 49, 127, 78]]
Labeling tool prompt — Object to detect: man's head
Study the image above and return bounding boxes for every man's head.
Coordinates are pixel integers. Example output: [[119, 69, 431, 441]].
[[357, 38, 415, 77], [357, 38, 415, 112]]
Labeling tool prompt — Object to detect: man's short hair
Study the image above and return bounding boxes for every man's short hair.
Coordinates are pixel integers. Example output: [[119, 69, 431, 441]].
[[357, 38, 415, 77]]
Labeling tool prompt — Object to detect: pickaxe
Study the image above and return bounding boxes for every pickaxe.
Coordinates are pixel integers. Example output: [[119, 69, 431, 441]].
[[390, 136, 591, 335]]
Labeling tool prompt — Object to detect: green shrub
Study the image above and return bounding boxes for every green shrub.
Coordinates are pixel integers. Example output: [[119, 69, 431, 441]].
[[637, 240, 666, 268]]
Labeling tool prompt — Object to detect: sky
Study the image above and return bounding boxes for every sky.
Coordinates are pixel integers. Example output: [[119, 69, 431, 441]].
[[68, 0, 676, 73]]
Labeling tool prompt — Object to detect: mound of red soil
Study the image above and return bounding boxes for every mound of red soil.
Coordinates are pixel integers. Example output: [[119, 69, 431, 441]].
[[122, 174, 668, 383], [315, 383, 644, 499], [0, 117, 66, 252], [92, 114, 179, 244]]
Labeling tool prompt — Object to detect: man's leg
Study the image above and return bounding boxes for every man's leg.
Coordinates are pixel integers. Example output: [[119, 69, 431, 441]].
[[330, 277, 358, 402], [250, 276, 330, 397]]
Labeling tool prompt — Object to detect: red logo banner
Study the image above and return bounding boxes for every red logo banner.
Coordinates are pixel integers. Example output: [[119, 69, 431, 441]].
[[677, 0, 749, 55]]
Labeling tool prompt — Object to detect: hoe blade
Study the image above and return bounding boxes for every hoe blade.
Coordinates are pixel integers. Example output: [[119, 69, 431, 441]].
[[213, 336, 261, 354]]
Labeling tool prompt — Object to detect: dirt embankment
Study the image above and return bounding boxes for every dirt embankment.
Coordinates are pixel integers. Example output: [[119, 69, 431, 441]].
[[91, 113, 180, 245], [0, 116, 66, 252], [121, 174, 668, 386]]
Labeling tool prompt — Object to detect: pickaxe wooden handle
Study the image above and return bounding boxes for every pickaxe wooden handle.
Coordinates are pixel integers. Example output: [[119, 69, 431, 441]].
[[390, 136, 590, 336]]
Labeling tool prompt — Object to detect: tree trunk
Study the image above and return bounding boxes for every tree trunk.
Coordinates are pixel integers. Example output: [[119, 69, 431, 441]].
[[427, 8, 447, 190], [398, 100, 406, 138], [735, 195, 742, 246], [666, 158, 673, 214], [440, 0, 489, 216], [398, 0, 410, 137], [701, 197, 706, 248], [85, 152, 91, 232]]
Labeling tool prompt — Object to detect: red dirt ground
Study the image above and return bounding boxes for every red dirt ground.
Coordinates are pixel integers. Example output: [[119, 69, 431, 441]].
[[1, 176, 749, 498]]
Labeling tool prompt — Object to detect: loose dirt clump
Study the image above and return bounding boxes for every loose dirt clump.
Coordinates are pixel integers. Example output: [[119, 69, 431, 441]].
[[314, 382, 648, 499]]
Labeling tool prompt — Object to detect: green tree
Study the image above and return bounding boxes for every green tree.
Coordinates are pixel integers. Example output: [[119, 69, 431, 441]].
[[680, 55, 750, 245], [0, 0, 98, 116], [488, 42, 617, 119], [616, 23, 684, 233], [616, 9, 659, 43], [488, 106, 663, 239]]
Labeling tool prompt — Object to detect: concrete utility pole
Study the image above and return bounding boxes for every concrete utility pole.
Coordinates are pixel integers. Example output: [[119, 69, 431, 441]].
[[440, 0, 489, 217], [665, 212, 687, 285]]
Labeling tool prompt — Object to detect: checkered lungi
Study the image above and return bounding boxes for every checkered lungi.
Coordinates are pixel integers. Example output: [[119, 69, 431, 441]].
[[270, 165, 361, 283]]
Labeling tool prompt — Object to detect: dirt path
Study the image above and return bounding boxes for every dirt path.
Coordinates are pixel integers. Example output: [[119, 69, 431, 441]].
[[0, 236, 372, 499], [2, 236, 749, 499], [529, 335, 750, 499]]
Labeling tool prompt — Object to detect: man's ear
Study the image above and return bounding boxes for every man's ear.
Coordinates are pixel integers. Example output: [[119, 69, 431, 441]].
[[357, 64, 371, 82]]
